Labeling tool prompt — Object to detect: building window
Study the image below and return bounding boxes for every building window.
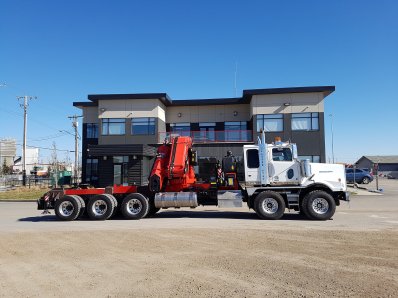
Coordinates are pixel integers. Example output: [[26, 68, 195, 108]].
[[257, 114, 283, 132], [86, 123, 98, 138], [102, 118, 125, 135], [132, 117, 156, 135], [170, 123, 190, 136], [86, 159, 98, 183], [224, 121, 247, 141], [195, 122, 215, 141], [299, 155, 321, 163], [292, 113, 319, 131]]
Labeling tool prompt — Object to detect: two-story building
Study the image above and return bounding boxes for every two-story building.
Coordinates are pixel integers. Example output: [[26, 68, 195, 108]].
[[73, 86, 334, 187]]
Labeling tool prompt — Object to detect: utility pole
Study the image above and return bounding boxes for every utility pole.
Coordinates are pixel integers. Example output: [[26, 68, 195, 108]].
[[68, 115, 83, 185], [17, 95, 36, 186]]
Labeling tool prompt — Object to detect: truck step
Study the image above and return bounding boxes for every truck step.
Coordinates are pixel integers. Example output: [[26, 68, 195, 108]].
[[286, 193, 299, 207]]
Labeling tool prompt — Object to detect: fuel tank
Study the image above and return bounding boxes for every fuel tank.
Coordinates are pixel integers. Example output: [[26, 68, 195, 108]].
[[154, 192, 198, 208]]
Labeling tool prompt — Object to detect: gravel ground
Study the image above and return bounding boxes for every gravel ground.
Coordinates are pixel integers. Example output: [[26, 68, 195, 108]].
[[0, 184, 397, 297]]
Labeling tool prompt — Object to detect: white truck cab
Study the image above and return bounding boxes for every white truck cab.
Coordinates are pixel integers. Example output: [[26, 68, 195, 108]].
[[241, 133, 349, 220]]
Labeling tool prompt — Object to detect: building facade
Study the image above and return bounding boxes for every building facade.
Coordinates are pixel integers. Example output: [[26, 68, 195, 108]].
[[74, 86, 334, 187]]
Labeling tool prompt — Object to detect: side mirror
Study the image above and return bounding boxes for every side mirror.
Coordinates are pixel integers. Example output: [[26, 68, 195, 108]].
[[292, 144, 298, 159]]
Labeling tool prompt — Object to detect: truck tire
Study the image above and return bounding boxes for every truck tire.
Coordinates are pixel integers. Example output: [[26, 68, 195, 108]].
[[305, 190, 336, 220], [254, 191, 285, 220], [55, 195, 82, 221], [74, 195, 86, 219], [102, 194, 118, 218], [300, 195, 314, 220], [121, 193, 149, 220], [87, 194, 115, 220]]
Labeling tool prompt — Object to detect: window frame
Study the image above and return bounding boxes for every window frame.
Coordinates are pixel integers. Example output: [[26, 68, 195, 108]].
[[86, 123, 99, 138], [246, 149, 260, 169], [256, 114, 284, 132], [291, 113, 319, 131], [131, 117, 156, 135], [101, 118, 126, 135]]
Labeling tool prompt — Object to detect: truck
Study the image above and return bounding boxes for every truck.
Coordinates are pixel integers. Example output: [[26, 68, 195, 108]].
[[37, 131, 349, 221]]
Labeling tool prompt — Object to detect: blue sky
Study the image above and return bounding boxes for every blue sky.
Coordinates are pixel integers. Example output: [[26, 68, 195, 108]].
[[1, 0, 397, 163]]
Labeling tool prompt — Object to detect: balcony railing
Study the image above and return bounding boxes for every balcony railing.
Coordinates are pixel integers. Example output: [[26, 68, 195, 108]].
[[158, 130, 253, 144]]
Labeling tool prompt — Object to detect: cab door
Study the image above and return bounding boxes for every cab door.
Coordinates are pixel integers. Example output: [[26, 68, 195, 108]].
[[244, 147, 260, 184], [268, 147, 300, 184]]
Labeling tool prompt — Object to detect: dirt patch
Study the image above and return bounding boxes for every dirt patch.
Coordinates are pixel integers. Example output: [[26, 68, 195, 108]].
[[0, 229, 397, 297]]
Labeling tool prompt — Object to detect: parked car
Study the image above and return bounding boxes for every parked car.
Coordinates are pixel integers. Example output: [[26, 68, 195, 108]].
[[345, 168, 374, 184]]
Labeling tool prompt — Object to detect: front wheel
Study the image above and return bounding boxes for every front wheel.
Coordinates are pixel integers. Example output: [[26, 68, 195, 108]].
[[121, 193, 149, 220], [254, 191, 285, 220], [305, 190, 336, 220]]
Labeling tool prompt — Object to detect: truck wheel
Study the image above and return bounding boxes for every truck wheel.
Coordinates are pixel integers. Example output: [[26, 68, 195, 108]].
[[300, 195, 314, 220], [87, 194, 115, 220], [74, 195, 86, 219], [55, 195, 82, 221], [305, 190, 336, 220], [102, 194, 118, 218], [254, 191, 285, 220], [121, 193, 149, 220]]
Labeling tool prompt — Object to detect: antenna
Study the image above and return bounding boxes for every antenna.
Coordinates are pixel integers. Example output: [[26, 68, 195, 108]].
[[234, 61, 238, 97]]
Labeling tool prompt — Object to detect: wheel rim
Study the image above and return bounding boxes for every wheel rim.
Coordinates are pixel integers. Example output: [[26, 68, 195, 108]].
[[92, 199, 108, 216], [126, 198, 142, 215], [363, 178, 369, 183], [59, 201, 74, 217], [262, 198, 278, 214], [312, 198, 329, 214]]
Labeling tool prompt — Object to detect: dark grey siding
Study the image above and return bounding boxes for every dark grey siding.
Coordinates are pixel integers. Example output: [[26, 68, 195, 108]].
[[128, 158, 142, 185]]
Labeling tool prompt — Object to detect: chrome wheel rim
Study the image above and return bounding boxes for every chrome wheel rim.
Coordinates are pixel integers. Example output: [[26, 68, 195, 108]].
[[92, 199, 108, 216], [262, 198, 278, 214], [127, 198, 142, 215], [312, 198, 329, 214], [59, 201, 74, 217]]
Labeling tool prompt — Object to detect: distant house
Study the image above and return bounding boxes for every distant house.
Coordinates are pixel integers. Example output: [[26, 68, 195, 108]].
[[355, 156, 398, 178]]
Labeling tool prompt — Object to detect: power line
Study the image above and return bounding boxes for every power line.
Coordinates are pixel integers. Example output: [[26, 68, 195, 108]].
[[15, 143, 80, 153]]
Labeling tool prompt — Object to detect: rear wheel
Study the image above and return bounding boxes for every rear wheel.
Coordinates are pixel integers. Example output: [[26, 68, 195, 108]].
[[87, 194, 115, 220], [305, 190, 336, 220], [121, 193, 149, 220], [55, 195, 82, 221], [75, 195, 86, 219], [254, 191, 285, 220]]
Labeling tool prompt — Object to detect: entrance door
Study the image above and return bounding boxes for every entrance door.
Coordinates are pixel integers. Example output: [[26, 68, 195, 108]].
[[113, 156, 129, 185], [113, 164, 122, 185]]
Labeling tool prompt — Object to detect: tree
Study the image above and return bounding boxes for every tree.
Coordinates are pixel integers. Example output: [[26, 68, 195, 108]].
[[1, 159, 12, 175]]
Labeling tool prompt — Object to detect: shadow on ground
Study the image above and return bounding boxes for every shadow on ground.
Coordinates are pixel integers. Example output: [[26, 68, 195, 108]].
[[18, 210, 311, 222]]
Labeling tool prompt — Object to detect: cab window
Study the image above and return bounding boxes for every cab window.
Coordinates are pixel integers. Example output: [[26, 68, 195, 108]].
[[272, 148, 292, 161], [246, 149, 259, 168]]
